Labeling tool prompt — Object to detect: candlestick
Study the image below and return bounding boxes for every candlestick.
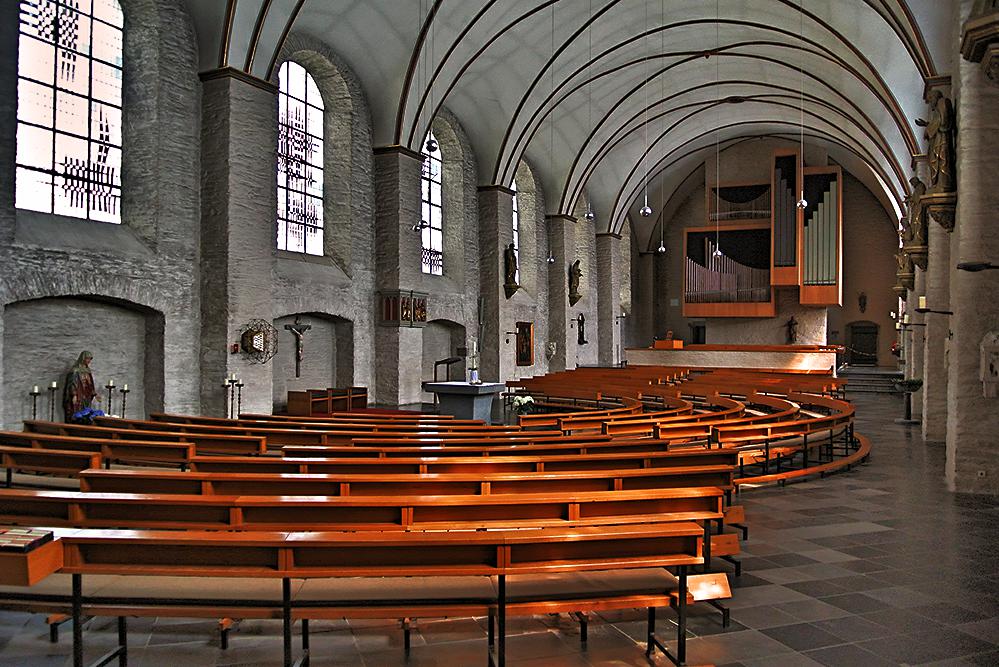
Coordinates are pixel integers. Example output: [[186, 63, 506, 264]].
[[236, 382, 244, 419], [119, 386, 130, 419], [105, 382, 116, 418], [29, 386, 41, 421], [47, 384, 57, 421]]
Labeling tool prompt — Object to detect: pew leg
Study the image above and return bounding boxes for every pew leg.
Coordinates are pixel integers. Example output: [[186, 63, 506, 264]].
[[645, 607, 655, 657], [117, 616, 127, 667], [5, 467, 11, 488], [487, 611, 495, 649], [802, 434, 809, 469], [282, 578, 292, 667], [299, 619, 310, 667], [496, 575, 506, 667], [721, 554, 742, 577], [763, 440, 770, 474], [72, 573, 83, 667], [47, 614, 70, 643], [702, 524, 712, 573], [707, 600, 730, 628], [570, 611, 588, 646], [677, 565, 688, 665], [401, 618, 411, 655]]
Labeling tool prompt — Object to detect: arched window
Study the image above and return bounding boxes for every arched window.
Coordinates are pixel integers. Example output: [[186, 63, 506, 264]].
[[277, 60, 324, 255], [511, 179, 520, 283], [421, 131, 443, 275], [16, 0, 124, 223]]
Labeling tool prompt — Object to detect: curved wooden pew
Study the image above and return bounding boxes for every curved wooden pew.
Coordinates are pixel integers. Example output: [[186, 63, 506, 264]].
[[0, 431, 194, 468], [23, 421, 266, 455], [76, 465, 736, 496]]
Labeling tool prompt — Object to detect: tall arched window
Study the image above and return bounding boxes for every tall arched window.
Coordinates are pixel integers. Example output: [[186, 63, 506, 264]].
[[511, 179, 520, 283], [421, 131, 443, 275], [277, 60, 324, 255], [16, 0, 124, 223]]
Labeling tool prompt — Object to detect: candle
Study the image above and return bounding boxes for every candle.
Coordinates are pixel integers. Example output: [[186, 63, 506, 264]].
[[32, 385, 39, 394], [230, 373, 237, 381], [122, 384, 128, 392], [50, 381, 57, 389], [903, 313, 910, 325], [108, 379, 115, 388], [918, 295, 927, 310]]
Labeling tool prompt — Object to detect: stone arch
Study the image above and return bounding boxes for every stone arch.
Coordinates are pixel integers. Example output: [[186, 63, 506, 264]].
[[272, 33, 376, 276], [271, 311, 355, 411], [421, 319, 468, 402], [430, 109, 479, 285], [2, 294, 165, 428]]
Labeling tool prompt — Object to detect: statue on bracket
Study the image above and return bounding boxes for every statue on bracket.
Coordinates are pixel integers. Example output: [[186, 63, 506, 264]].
[[903, 177, 928, 246], [785, 317, 799, 345], [63, 350, 98, 421], [568, 260, 583, 306], [916, 91, 956, 193], [503, 242, 520, 299], [577, 313, 588, 346]]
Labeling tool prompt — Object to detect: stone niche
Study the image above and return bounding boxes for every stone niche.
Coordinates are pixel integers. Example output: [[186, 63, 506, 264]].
[[271, 313, 354, 412], [2, 296, 165, 428]]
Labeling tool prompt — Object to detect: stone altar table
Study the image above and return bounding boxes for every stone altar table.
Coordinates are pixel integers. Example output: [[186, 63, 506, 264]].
[[421, 381, 505, 423]]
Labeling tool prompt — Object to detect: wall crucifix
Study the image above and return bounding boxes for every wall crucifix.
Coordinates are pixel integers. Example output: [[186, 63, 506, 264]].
[[284, 316, 312, 378]]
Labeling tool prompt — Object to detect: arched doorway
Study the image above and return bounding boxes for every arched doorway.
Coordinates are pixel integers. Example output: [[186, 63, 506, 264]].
[[421, 320, 467, 403], [272, 313, 354, 412], [846, 321, 879, 366]]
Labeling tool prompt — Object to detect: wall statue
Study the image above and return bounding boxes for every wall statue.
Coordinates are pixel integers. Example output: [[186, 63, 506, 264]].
[[503, 242, 520, 299], [915, 91, 956, 193], [568, 260, 583, 306], [63, 350, 98, 421], [785, 317, 799, 345], [896, 252, 915, 274], [902, 177, 928, 246]]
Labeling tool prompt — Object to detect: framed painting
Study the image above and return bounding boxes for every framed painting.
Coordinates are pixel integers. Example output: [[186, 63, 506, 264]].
[[515, 321, 534, 366]]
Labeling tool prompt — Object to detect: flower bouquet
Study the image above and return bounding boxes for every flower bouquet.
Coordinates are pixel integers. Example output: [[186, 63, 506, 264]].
[[70, 407, 106, 425], [511, 395, 536, 415]]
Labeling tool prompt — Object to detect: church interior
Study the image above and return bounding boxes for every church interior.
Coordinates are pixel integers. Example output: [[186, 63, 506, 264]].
[[1, 0, 998, 665]]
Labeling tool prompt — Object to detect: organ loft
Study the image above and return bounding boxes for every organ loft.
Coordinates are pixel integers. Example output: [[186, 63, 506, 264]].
[[0, 1, 997, 666]]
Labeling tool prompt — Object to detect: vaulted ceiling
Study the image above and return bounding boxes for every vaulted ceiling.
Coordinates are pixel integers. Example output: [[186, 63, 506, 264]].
[[182, 0, 956, 242]]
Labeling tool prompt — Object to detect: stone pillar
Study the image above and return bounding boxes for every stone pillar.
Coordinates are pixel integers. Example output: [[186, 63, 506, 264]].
[[634, 252, 655, 345], [946, 4, 999, 493], [478, 186, 516, 382], [198, 69, 277, 416], [922, 217, 951, 441], [546, 215, 577, 371], [373, 146, 425, 406], [908, 269, 926, 419], [596, 233, 623, 366]]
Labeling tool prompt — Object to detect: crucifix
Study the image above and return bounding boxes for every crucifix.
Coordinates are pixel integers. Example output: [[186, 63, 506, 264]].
[[284, 316, 311, 378]]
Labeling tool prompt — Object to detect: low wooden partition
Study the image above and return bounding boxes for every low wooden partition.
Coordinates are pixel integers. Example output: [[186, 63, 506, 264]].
[[286, 387, 368, 416], [3, 525, 703, 667]]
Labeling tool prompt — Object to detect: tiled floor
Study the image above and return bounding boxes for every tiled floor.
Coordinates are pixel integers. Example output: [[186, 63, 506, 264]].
[[2, 393, 998, 666]]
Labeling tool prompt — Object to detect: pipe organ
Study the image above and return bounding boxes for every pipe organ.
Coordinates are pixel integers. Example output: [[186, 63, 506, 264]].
[[681, 150, 843, 317]]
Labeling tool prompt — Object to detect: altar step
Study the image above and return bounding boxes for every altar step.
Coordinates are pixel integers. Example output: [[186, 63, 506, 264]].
[[838, 366, 904, 393]]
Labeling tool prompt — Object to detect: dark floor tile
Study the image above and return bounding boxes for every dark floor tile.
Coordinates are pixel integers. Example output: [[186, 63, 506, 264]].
[[819, 592, 892, 614], [760, 623, 846, 652], [784, 580, 850, 598], [803, 643, 896, 667]]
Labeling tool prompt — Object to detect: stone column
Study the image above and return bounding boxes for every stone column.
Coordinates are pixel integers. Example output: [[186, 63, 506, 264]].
[[546, 215, 577, 371], [198, 69, 277, 416], [634, 252, 655, 345], [373, 146, 425, 406], [596, 233, 623, 366], [922, 217, 951, 441], [908, 269, 926, 419], [478, 186, 516, 382], [946, 4, 999, 493]]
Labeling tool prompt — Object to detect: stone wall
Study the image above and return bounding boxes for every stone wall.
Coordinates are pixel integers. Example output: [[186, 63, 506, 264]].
[[2, 297, 160, 428]]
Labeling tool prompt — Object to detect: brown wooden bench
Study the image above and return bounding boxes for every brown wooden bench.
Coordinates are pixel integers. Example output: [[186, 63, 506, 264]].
[[0, 447, 101, 487], [2, 524, 705, 667], [23, 421, 267, 456], [0, 431, 194, 469]]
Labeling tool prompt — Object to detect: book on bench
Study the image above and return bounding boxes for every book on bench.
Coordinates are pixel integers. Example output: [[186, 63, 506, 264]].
[[0, 528, 54, 553]]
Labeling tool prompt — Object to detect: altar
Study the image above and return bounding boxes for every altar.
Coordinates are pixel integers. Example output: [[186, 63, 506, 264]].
[[421, 381, 506, 422], [625, 344, 840, 373]]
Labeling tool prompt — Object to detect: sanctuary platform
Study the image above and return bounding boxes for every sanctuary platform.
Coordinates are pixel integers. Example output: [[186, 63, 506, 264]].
[[625, 344, 841, 374]]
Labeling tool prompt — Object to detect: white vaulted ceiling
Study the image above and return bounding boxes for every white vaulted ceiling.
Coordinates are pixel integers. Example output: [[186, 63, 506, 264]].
[[182, 0, 954, 241]]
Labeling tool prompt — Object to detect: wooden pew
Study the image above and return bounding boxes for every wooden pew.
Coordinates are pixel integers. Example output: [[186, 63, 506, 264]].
[[0, 432, 194, 469], [77, 465, 736, 496], [19, 524, 704, 666], [0, 487, 725, 533], [23, 421, 267, 456], [0, 447, 101, 486]]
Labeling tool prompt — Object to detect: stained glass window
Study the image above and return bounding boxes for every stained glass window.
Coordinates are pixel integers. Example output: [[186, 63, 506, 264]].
[[277, 61, 324, 255], [421, 131, 443, 275], [511, 179, 520, 283], [17, 0, 124, 223]]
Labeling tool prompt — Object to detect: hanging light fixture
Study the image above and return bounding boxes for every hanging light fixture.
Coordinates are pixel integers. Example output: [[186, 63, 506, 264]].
[[639, 0, 653, 218], [424, 0, 438, 153], [796, 0, 807, 210], [583, 0, 596, 223], [654, 0, 666, 255], [711, 0, 723, 259], [547, 2, 559, 263], [547, 249, 557, 264]]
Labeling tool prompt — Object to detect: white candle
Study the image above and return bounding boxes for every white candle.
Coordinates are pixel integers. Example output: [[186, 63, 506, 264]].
[[918, 295, 927, 310], [122, 384, 128, 392], [32, 385, 39, 394], [50, 381, 57, 389], [109, 378, 115, 388]]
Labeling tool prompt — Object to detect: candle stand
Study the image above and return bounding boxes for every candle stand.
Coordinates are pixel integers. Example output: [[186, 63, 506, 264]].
[[29, 387, 41, 421]]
